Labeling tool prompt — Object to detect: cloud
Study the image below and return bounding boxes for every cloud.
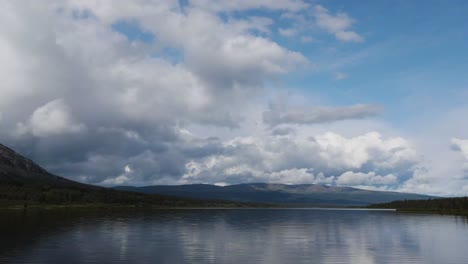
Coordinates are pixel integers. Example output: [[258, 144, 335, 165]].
[[336, 171, 397, 186], [313, 5, 363, 42], [278, 28, 297, 37], [271, 126, 296, 136], [181, 131, 418, 187], [451, 138, 468, 160], [100, 165, 133, 185], [0, 1, 309, 184], [451, 138, 468, 170], [189, 0, 308, 12], [101, 175, 130, 185], [263, 103, 382, 127], [16, 99, 86, 137]]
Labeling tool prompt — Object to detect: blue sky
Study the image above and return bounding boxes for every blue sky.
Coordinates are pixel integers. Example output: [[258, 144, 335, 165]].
[[1, 0, 468, 195], [275, 0, 468, 124], [107, 0, 468, 125]]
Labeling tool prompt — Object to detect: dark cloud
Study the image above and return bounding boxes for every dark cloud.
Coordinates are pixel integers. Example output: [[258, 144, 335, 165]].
[[271, 126, 296, 136]]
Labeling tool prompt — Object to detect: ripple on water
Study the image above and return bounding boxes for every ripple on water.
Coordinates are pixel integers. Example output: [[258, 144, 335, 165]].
[[0, 209, 467, 264]]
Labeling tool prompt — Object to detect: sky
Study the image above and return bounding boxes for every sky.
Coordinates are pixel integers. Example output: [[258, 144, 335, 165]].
[[0, 0, 467, 196]]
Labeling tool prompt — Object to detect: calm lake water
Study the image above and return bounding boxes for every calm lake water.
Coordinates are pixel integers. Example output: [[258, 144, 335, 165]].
[[0, 208, 467, 264]]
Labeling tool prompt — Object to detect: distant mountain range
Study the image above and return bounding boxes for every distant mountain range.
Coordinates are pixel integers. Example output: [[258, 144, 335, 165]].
[[0, 142, 435, 207], [115, 183, 435, 206]]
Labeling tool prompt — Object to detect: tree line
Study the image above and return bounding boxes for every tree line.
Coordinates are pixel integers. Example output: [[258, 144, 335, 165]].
[[369, 196, 468, 213], [0, 183, 253, 208]]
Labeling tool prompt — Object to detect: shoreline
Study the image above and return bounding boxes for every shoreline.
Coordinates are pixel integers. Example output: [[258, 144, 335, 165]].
[[0, 203, 393, 211]]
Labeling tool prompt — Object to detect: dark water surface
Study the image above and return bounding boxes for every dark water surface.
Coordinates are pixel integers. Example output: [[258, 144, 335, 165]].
[[0, 208, 467, 264]]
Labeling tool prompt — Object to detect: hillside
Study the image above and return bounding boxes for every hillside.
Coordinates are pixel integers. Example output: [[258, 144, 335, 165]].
[[115, 183, 434, 206], [0, 143, 247, 208]]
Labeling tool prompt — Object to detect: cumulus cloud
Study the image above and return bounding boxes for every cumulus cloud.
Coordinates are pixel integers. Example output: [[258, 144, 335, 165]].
[[263, 103, 382, 127], [313, 5, 364, 42], [101, 165, 133, 185], [336, 171, 397, 186], [16, 99, 86, 137], [181, 131, 418, 187], [0, 1, 309, 184]]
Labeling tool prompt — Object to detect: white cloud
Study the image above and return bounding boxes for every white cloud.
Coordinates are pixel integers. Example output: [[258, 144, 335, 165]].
[[395, 134, 468, 196], [336, 171, 397, 186], [124, 165, 133, 174], [101, 164, 134, 186], [101, 175, 130, 185], [16, 99, 86, 137], [451, 138, 468, 161], [315, 132, 418, 170], [218, 35, 307, 75], [451, 138, 468, 173], [313, 5, 363, 42], [0, 1, 307, 133], [181, 131, 418, 187]]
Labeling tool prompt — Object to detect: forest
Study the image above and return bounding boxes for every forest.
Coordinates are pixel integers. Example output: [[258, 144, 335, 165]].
[[369, 196, 468, 214], [0, 183, 254, 208]]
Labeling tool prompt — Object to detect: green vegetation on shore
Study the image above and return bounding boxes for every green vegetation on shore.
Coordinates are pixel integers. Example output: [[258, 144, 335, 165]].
[[0, 183, 262, 209], [369, 196, 468, 215]]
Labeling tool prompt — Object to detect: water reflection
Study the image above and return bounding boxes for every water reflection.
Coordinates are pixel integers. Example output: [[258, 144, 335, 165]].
[[0, 209, 467, 264]]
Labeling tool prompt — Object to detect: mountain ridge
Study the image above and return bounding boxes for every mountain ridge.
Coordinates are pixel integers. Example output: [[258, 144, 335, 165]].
[[115, 182, 435, 206], [0, 143, 85, 187]]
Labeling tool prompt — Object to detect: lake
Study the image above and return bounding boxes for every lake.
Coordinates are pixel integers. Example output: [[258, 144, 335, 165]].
[[0, 208, 467, 264]]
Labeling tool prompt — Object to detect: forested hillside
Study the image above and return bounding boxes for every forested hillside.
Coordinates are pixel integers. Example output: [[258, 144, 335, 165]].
[[369, 197, 468, 214]]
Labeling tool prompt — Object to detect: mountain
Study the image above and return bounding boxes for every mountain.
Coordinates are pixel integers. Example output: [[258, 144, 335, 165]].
[[0, 143, 245, 207], [114, 183, 435, 206], [0, 143, 88, 188]]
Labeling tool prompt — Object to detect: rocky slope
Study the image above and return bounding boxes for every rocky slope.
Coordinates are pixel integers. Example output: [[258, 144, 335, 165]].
[[0, 143, 80, 187]]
